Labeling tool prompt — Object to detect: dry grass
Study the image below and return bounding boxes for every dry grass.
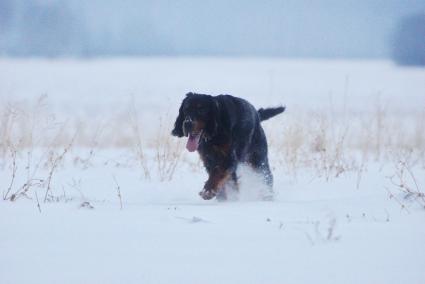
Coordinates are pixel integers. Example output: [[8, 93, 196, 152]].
[[385, 150, 425, 210], [153, 116, 184, 181], [267, 105, 424, 180], [127, 100, 151, 179], [0, 97, 423, 204]]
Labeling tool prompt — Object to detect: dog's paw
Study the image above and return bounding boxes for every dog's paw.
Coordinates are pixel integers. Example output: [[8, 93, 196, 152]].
[[199, 189, 216, 200]]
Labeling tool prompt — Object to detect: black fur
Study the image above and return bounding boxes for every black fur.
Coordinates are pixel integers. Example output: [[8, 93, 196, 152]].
[[172, 92, 285, 200]]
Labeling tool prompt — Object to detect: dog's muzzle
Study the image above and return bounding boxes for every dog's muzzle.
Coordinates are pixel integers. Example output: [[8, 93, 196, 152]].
[[183, 117, 193, 136]]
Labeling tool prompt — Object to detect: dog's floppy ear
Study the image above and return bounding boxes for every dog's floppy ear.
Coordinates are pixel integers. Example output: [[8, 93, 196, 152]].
[[171, 100, 185, 137], [204, 98, 220, 140]]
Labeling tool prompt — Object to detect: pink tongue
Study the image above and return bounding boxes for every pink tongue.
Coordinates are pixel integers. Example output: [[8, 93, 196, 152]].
[[186, 134, 200, 152]]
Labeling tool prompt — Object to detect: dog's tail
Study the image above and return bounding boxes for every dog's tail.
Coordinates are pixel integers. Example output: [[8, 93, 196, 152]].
[[258, 106, 285, 122]]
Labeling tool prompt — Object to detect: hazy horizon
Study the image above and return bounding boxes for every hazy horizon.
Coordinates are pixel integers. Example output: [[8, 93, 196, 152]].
[[0, 0, 424, 59]]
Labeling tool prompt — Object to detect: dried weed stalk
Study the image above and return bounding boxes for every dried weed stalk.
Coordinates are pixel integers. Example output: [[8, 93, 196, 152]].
[[155, 117, 183, 181]]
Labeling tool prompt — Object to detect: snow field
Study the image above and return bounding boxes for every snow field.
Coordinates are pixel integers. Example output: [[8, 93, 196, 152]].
[[1, 58, 424, 284]]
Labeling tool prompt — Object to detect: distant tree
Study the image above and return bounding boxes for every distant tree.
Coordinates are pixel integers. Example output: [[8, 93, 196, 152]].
[[391, 14, 425, 66]]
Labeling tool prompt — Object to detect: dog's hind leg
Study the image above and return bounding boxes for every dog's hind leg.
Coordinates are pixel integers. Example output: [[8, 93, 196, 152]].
[[248, 136, 275, 200], [259, 163, 274, 201], [248, 154, 275, 199], [231, 171, 239, 189]]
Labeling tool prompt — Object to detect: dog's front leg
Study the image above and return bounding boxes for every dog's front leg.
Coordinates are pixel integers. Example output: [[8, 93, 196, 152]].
[[199, 167, 230, 200]]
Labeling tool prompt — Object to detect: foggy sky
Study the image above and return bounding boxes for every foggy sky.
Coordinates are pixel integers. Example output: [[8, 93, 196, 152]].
[[0, 0, 424, 58]]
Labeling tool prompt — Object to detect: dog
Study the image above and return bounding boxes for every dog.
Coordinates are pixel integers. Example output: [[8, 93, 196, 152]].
[[171, 92, 285, 200]]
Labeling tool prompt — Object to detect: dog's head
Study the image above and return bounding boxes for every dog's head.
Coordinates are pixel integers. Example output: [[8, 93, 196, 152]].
[[171, 92, 220, 152]]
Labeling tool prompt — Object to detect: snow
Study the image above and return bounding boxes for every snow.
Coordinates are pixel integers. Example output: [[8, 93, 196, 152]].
[[1, 57, 424, 113], [0, 58, 424, 284], [2, 160, 424, 284]]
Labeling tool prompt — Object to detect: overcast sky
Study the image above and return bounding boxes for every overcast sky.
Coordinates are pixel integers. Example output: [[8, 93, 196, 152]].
[[0, 0, 424, 58]]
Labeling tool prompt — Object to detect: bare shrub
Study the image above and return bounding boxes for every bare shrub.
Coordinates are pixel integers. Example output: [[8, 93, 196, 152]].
[[127, 101, 151, 179], [2, 147, 17, 200], [386, 151, 425, 209], [112, 175, 123, 210], [308, 112, 351, 180], [0, 103, 19, 158], [154, 116, 183, 181], [43, 137, 75, 202], [1, 96, 76, 203]]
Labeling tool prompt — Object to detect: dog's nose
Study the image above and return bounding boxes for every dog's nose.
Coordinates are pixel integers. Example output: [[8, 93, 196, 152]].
[[184, 120, 193, 129], [183, 117, 193, 133]]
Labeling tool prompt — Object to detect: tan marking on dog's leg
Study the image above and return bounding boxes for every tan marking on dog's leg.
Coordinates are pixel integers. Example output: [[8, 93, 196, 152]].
[[200, 168, 231, 200]]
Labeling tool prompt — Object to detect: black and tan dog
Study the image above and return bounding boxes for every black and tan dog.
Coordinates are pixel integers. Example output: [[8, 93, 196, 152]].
[[172, 92, 284, 200]]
